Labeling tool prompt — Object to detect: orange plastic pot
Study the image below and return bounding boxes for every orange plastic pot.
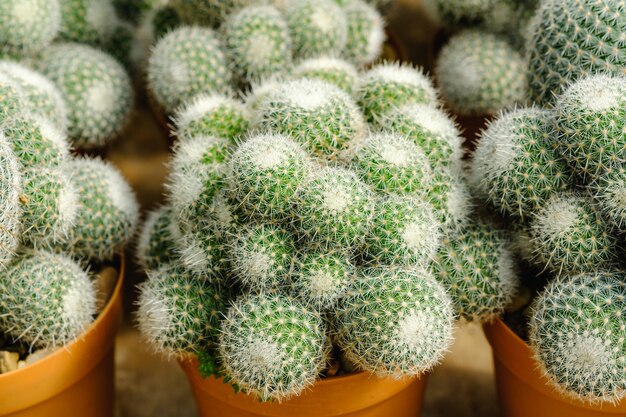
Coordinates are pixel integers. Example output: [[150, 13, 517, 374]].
[[484, 317, 626, 417], [179, 358, 427, 417], [0, 257, 124, 417]]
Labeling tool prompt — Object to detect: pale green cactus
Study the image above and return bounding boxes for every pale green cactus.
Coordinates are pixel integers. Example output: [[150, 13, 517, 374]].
[[590, 167, 626, 232], [0, 0, 61, 57], [0, 132, 21, 268], [171, 0, 253, 27], [421, 0, 494, 27], [342, 0, 385, 66], [136, 206, 181, 271], [292, 56, 359, 94], [59, 0, 117, 45], [0, 72, 27, 119], [426, 170, 473, 229]]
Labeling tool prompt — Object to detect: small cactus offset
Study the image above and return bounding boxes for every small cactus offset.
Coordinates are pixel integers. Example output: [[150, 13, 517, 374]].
[[529, 272, 626, 403], [136, 206, 181, 271], [254, 78, 365, 159], [59, 0, 118, 45], [222, 5, 292, 84], [0, 250, 95, 349], [0, 133, 21, 267], [136, 261, 226, 358], [435, 30, 526, 116], [0, 0, 61, 58], [431, 220, 518, 322], [334, 267, 455, 376], [147, 25, 232, 113], [218, 292, 327, 402], [291, 56, 359, 95], [342, 0, 385, 66]]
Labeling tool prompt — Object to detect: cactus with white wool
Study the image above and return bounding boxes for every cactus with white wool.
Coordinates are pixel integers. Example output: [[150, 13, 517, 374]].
[[0, 0, 61, 58], [0, 132, 21, 268], [292, 56, 359, 94], [136, 206, 181, 271], [342, 0, 385, 66]]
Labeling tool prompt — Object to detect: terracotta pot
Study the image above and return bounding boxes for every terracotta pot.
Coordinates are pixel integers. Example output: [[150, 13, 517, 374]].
[[0, 257, 125, 417], [484, 317, 626, 417], [179, 358, 427, 417]]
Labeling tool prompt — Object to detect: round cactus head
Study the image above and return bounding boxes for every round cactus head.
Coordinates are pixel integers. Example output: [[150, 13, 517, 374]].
[[241, 75, 286, 113], [590, 167, 626, 232], [292, 56, 359, 95], [556, 74, 626, 182], [0, 73, 27, 119], [36, 42, 133, 149], [357, 62, 438, 125], [0, 250, 95, 349], [222, 5, 292, 84], [136, 261, 227, 358], [255, 78, 365, 160], [472, 107, 573, 220], [147, 25, 232, 113], [227, 133, 311, 221], [435, 30, 527, 116], [529, 272, 626, 403], [334, 267, 455, 376], [426, 169, 473, 229], [219, 292, 327, 402], [342, 0, 385, 66], [529, 192, 618, 276], [59, 0, 118, 44], [0, 0, 61, 57], [0, 133, 21, 268], [136, 206, 181, 271]]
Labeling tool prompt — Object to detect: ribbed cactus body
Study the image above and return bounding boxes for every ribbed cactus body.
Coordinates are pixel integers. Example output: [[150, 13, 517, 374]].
[[334, 267, 454, 376], [0, 134, 21, 267], [59, 0, 117, 45], [1, 116, 69, 169], [148, 26, 232, 113], [0, 251, 95, 348], [37, 43, 133, 149], [292, 56, 358, 95], [136, 206, 181, 271], [0, 0, 61, 57], [529, 272, 626, 403], [137, 262, 226, 357], [431, 220, 518, 321], [527, 0, 626, 106], [219, 293, 327, 401], [435, 30, 526, 116], [472, 107, 572, 220], [342, 0, 384, 66], [222, 5, 292, 84]]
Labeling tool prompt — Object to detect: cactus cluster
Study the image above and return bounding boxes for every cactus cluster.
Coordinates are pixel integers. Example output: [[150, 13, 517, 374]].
[[0, 0, 61, 58]]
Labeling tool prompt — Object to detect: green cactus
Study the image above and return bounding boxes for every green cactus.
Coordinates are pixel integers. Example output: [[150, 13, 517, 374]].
[[171, 0, 252, 27], [421, 0, 494, 27], [431, 220, 518, 322], [555, 74, 626, 183], [364, 194, 441, 266], [285, 0, 348, 59], [113, 0, 160, 24], [294, 166, 374, 250], [435, 30, 527, 116], [0, 73, 27, 119], [136, 206, 181, 271], [147, 25, 232, 113], [0, 61, 68, 132], [173, 94, 249, 142], [527, 0, 626, 106], [222, 5, 292, 84], [357, 62, 438, 125], [590, 166, 626, 232], [242, 75, 286, 113], [227, 133, 311, 221], [342, 0, 384, 66], [137, 3, 182, 46], [426, 170, 473, 229], [471, 107, 573, 220], [219, 292, 327, 401], [0, 250, 95, 349], [229, 223, 296, 292], [59, 0, 117, 45], [254, 78, 366, 160], [136, 261, 226, 358], [351, 132, 433, 195], [36, 42, 133, 149], [529, 192, 618, 276], [529, 272, 626, 403], [0, 0, 61, 57], [0, 134, 21, 268], [291, 56, 359, 95], [334, 267, 454, 376]]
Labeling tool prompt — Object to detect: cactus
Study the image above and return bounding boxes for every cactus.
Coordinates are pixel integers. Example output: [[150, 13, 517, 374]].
[[426, 170, 473, 229], [471, 107, 573, 220], [136, 206, 181, 271], [172, 94, 249, 142], [219, 292, 327, 402], [590, 167, 626, 232], [357, 62, 438, 125], [104, 19, 143, 75], [20, 168, 78, 250], [342, 0, 385, 66], [0, 133, 21, 267], [242, 75, 286, 113], [351, 132, 433, 195], [527, 0, 626, 106], [0, 61, 68, 132], [294, 166, 374, 250], [0, 0, 61, 57], [255, 78, 366, 159], [529, 192, 618, 276], [431, 220, 518, 321], [364, 194, 441, 266], [291, 248, 354, 310], [285, 0, 348, 59], [0, 73, 27, 119], [229, 223, 296, 292], [421, 0, 494, 27], [171, 0, 252, 27], [292, 56, 359, 95], [334, 267, 455, 376], [136, 261, 226, 358], [529, 272, 626, 403], [222, 5, 292, 84], [227, 133, 311, 221], [55, 157, 139, 262], [435, 30, 527, 116], [36, 43, 133, 149], [58, 0, 117, 45], [137, 3, 182, 46], [0, 250, 95, 349], [147, 25, 232, 113], [555, 74, 626, 182]]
